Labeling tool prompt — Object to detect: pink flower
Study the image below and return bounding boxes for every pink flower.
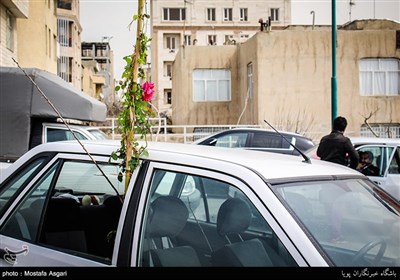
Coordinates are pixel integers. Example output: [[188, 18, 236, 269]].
[[142, 81, 154, 101]]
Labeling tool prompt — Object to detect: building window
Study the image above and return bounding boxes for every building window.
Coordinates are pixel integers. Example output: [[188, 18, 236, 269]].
[[164, 62, 173, 78], [223, 8, 233, 21], [359, 58, 400, 96], [164, 35, 178, 50], [240, 34, 249, 42], [58, 0, 72, 10], [58, 56, 72, 83], [247, 63, 253, 99], [270, 8, 279, 21], [207, 8, 216, 21], [163, 8, 186, 21], [208, 35, 216, 45], [164, 89, 172, 105], [240, 8, 248, 21], [58, 19, 72, 47], [193, 69, 231, 102], [6, 11, 14, 51], [361, 124, 400, 138], [184, 35, 192, 46]]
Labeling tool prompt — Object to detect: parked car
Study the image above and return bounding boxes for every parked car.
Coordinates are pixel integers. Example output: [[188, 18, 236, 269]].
[[43, 122, 109, 142], [0, 123, 108, 171], [306, 137, 400, 201], [0, 140, 399, 267], [193, 128, 315, 156]]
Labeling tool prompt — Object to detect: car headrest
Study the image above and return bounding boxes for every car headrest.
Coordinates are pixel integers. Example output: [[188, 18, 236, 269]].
[[217, 198, 252, 236], [146, 196, 189, 238]]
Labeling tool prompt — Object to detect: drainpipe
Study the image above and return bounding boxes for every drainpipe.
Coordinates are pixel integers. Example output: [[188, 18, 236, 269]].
[[310, 11, 315, 30]]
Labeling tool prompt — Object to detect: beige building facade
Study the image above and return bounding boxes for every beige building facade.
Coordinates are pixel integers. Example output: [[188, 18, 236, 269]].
[[57, 0, 82, 90], [16, 0, 58, 73], [150, 0, 290, 118], [173, 19, 400, 140], [0, 0, 28, 67]]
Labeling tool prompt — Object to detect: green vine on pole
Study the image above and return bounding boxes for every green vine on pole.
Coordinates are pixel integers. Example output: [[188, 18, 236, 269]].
[[110, 0, 154, 194]]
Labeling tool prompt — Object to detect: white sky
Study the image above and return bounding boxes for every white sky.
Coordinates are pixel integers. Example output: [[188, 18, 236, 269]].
[[80, 0, 141, 79]]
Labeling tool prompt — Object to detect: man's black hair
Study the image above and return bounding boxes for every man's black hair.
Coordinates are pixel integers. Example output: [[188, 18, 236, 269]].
[[333, 116, 347, 132]]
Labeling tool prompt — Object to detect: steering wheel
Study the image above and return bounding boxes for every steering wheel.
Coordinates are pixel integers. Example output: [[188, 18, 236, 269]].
[[352, 238, 387, 266]]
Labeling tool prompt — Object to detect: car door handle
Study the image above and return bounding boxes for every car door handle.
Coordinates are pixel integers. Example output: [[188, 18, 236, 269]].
[[373, 181, 381, 186]]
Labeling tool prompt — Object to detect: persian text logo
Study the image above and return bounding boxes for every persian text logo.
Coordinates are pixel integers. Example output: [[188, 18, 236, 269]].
[[2, 245, 29, 265]]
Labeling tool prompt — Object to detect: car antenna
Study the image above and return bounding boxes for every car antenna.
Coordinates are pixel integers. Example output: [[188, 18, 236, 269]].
[[263, 119, 311, 164], [12, 58, 120, 197]]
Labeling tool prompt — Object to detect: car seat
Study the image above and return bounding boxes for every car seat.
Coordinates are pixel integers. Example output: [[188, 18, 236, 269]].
[[211, 198, 274, 266], [144, 195, 201, 267]]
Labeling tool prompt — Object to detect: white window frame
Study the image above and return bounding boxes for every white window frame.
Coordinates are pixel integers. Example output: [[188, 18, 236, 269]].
[[270, 8, 279, 21], [193, 69, 231, 102], [359, 58, 400, 96], [208, 35, 217, 45], [163, 8, 186, 21], [164, 89, 172, 105], [165, 35, 177, 50], [184, 35, 192, 46], [207, 8, 216, 21], [6, 10, 14, 51], [223, 8, 233, 22], [240, 8, 248, 22], [164, 61, 173, 78]]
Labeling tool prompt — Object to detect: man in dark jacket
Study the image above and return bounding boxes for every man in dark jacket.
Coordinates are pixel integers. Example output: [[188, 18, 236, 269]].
[[317, 116, 359, 169]]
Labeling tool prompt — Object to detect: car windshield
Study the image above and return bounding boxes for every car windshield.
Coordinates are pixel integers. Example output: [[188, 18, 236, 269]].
[[88, 129, 109, 140], [273, 178, 400, 266]]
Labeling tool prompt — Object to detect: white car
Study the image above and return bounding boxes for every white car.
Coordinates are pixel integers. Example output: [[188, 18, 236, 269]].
[[0, 141, 399, 267], [306, 137, 400, 201]]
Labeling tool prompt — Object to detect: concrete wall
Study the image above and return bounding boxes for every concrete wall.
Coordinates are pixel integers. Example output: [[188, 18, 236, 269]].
[[172, 20, 400, 140], [172, 46, 239, 125]]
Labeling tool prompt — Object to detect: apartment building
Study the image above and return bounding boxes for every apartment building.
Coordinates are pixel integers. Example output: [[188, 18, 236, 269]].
[[16, 0, 58, 74], [150, 0, 290, 118], [57, 0, 82, 90], [0, 1, 28, 66], [81, 41, 115, 104]]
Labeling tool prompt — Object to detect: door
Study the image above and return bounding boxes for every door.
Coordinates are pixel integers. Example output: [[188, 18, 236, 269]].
[[356, 145, 400, 200]]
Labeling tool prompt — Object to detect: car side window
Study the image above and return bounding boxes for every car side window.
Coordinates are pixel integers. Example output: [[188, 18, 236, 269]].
[[1, 163, 58, 241], [0, 157, 46, 211], [1, 159, 124, 264], [388, 147, 400, 174], [46, 128, 87, 142], [214, 133, 247, 147], [252, 132, 284, 148], [139, 169, 296, 267]]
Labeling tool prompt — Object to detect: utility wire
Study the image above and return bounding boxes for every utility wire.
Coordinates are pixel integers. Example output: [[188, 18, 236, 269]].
[[12, 58, 121, 198]]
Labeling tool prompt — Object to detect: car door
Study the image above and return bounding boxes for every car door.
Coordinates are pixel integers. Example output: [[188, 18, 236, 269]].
[[356, 144, 400, 200], [0, 153, 124, 266], [126, 161, 314, 267]]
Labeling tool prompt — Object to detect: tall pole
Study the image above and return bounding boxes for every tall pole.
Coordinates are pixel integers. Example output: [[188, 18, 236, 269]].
[[331, 0, 338, 128]]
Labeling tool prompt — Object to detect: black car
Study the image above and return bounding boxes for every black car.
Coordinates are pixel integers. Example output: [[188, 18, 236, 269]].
[[193, 128, 315, 155]]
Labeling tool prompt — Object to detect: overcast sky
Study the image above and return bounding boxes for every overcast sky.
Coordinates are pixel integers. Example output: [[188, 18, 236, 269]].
[[80, 0, 141, 79]]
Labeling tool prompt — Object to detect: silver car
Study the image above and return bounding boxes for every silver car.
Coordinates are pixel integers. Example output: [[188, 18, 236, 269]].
[[0, 141, 399, 267], [307, 137, 400, 201]]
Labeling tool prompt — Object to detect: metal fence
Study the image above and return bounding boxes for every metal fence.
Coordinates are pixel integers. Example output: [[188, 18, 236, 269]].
[[99, 118, 399, 144]]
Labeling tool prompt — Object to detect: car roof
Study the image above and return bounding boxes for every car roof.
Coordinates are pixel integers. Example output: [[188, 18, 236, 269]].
[[4, 140, 361, 182], [349, 136, 400, 146], [42, 122, 101, 130], [193, 127, 312, 144]]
